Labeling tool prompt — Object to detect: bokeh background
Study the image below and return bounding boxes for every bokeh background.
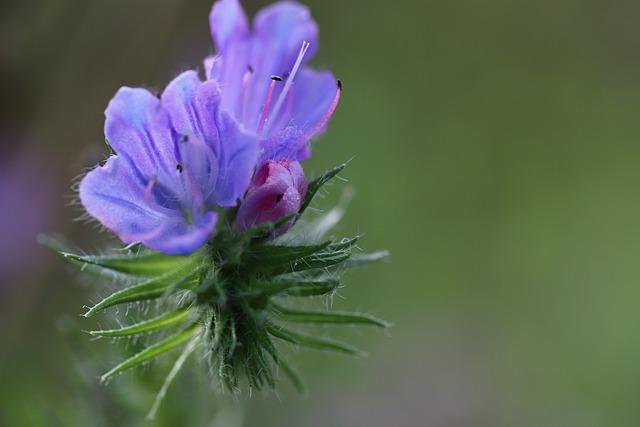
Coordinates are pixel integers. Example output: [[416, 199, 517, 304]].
[[2, 0, 640, 426]]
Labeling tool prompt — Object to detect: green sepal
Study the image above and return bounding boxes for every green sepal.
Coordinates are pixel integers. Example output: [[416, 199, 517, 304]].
[[272, 305, 392, 328], [40, 234, 201, 278], [83, 266, 203, 317], [101, 324, 201, 382], [89, 307, 192, 337], [299, 162, 347, 215], [266, 325, 365, 356]]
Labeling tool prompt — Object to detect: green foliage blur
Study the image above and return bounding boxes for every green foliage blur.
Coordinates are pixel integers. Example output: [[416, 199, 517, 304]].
[[2, 0, 640, 426]]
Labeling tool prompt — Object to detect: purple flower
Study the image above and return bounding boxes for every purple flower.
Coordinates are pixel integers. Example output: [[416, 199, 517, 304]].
[[235, 160, 307, 236], [206, 0, 341, 164], [79, 71, 259, 255]]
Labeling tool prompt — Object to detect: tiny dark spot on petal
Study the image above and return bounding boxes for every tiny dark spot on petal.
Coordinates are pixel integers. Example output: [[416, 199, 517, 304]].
[[176, 164, 183, 173], [248, 64, 254, 73], [181, 135, 189, 143]]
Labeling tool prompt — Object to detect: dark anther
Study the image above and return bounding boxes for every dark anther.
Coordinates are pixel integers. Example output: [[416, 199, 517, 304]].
[[180, 135, 189, 143], [271, 75, 283, 81], [247, 65, 254, 73], [176, 163, 183, 173], [337, 79, 343, 90]]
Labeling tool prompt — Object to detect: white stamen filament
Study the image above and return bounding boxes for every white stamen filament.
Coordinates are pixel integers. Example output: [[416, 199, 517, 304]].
[[267, 41, 310, 128]]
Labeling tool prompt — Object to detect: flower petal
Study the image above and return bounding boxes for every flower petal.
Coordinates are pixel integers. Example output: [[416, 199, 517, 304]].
[[285, 68, 337, 136], [80, 158, 218, 256], [209, 0, 251, 116], [162, 70, 259, 207], [209, 0, 249, 52], [261, 126, 310, 164], [213, 110, 260, 205], [162, 71, 223, 158], [79, 158, 171, 245], [144, 211, 218, 255], [239, 2, 319, 131], [251, 2, 318, 74], [104, 87, 177, 183]]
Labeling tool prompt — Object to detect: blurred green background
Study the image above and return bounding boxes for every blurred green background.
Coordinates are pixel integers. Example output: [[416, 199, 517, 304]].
[[2, 0, 640, 425]]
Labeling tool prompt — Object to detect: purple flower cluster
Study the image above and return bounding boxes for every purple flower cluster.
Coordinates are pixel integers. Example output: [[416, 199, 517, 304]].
[[80, 0, 340, 255]]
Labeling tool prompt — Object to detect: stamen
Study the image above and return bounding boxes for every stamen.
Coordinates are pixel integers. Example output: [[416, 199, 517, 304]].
[[144, 177, 177, 217], [308, 79, 342, 138], [181, 136, 216, 203], [268, 41, 310, 127], [257, 76, 282, 135]]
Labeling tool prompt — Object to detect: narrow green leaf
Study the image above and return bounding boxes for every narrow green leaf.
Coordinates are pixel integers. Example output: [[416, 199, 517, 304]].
[[84, 266, 202, 317], [40, 234, 201, 277], [249, 241, 330, 269], [340, 251, 390, 268], [266, 325, 364, 356], [89, 307, 192, 337], [258, 277, 340, 297], [326, 236, 359, 252], [101, 324, 201, 382], [257, 238, 356, 275], [278, 357, 306, 395], [273, 305, 392, 328], [289, 250, 352, 272], [299, 162, 347, 215], [147, 335, 200, 420]]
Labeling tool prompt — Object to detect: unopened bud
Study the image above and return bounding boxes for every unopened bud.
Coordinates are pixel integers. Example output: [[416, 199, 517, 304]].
[[236, 160, 308, 236]]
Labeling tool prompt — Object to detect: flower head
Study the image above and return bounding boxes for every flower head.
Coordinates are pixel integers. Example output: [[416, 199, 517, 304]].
[[206, 0, 341, 164], [79, 71, 258, 255], [46, 1, 390, 416], [235, 159, 307, 236]]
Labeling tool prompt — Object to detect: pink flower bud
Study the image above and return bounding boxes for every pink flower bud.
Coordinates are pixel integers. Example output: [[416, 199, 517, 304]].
[[236, 160, 308, 236]]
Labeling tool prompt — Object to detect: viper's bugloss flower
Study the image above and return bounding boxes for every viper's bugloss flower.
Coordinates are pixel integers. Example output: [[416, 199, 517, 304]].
[[79, 71, 258, 255], [46, 0, 389, 418], [206, 0, 341, 164], [236, 160, 307, 236]]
